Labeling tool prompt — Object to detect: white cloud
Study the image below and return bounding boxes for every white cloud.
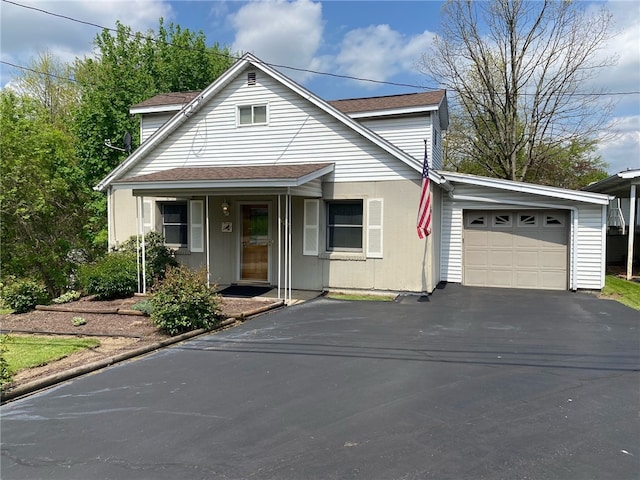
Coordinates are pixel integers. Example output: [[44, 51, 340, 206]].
[[1, 0, 173, 85], [335, 24, 433, 89], [598, 115, 640, 173], [230, 0, 324, 83]]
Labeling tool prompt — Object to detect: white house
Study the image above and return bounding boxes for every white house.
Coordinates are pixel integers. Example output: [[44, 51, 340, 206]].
[[96, 53, 611, 300]]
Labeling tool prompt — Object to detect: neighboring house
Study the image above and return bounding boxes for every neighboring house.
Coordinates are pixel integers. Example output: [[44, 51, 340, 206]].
[[96, 53, 611, 299], [583, 169, 640, 280]]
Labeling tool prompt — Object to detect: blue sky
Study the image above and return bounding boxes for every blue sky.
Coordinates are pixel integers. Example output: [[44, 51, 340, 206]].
[[1, 0, 639, 173]]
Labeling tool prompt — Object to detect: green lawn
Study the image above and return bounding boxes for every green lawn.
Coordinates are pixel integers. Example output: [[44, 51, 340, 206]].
[[2, 335, 100, 375], [326, 292, 396, 302], [602, 275, 640, 310]]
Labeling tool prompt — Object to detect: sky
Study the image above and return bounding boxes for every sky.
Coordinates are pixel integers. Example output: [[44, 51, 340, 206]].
[[1, 0, 639, 174]]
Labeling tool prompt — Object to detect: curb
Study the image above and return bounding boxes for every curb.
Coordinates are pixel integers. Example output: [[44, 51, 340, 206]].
[[1, 304, 286, 404]]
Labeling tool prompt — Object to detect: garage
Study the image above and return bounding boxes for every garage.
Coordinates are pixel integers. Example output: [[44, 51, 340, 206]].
[[463, 210, 569, 290]]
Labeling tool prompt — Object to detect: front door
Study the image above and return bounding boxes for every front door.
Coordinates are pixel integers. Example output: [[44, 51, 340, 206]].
[[241, 204, 269, 282]]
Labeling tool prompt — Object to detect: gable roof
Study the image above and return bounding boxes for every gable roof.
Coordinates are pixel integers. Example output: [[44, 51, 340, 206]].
[[440, 171, 612, 204], [327, 91, 449, 129], [96, 53, 448, 192]]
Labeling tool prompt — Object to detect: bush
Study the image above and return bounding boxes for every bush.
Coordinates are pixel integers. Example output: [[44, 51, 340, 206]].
[[52, 290, 82, 304], [77, 252, 137, 300], [1, 278, 50, 313], [120, 232, 178, 288], [0, 335, 13, 386], [132, 299, 153, 316], [151, 266, 221, 336]]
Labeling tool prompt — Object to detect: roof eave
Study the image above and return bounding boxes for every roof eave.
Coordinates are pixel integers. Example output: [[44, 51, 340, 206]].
[[441, 171, 611, 205]]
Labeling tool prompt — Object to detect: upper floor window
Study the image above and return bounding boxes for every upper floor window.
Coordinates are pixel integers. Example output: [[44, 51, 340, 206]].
[[238, 104, 267, 126], [326, 200, 363, 251]]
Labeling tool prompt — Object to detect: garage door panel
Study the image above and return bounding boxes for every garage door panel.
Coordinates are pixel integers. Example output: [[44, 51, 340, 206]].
[[488, 270, 514, 287], [463, 210, 568, 290], [541, 250, 566, 268], [541, 271, 567, 289], [489, 232, 514, 248], [466, 249, 489, 267], [515, 271, 539, 288], [489, 250, 513, 268], [465, 269, 489, 286], [515, 251, 539, 268]]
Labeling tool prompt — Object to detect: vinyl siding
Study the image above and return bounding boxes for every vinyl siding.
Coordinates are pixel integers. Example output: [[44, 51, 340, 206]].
[[441, 184, 606, 290], [575, 205, 606, 289], [126, 69, 419, 183], [358, 115, 434, 165], [140, 114, 173, 143]]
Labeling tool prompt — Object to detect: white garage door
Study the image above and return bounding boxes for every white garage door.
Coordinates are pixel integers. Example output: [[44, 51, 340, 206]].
[[463, 210, 569, 290]]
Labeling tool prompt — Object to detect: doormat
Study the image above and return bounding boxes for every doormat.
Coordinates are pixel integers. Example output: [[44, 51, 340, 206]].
[[218, 285, 274, 298]]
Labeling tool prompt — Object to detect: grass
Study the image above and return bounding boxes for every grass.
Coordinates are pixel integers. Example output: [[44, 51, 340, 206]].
[[2, 335, 100, 375], [602, 275, 640, 310], [327, 292, 396, 302]]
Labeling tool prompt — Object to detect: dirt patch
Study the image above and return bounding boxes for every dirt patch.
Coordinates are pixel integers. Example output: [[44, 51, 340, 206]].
[[1, 295, 282, 390]]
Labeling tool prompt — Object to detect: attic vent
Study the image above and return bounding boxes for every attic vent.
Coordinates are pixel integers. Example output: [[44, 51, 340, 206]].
[[247, 72, 256, 86]]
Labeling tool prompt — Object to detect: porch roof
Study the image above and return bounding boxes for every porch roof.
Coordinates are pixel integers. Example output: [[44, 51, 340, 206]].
[[114, 163, 334, 193]]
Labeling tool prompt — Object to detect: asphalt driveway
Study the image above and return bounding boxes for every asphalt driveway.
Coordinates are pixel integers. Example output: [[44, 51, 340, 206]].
[[2, 285, 639, 480]]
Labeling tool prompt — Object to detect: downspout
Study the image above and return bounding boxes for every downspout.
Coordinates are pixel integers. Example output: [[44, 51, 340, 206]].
[[449, 193, 580, 291]]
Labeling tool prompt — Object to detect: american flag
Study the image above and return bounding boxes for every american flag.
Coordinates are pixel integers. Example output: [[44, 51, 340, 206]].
[[416, 140, 432, 239]]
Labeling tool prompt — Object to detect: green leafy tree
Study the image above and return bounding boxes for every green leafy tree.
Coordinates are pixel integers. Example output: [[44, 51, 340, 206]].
[[422, 0, 614, 185], [0, 91, 91, 296], [73, 19, 235, 243]]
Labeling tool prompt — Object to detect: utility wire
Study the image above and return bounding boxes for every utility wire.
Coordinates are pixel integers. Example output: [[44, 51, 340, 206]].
[[3, 0, 639, 97], [1, 0, 438, 92]]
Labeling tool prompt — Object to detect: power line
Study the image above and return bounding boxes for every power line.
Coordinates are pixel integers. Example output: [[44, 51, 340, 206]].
[[3, 0, 639, 97], [1, 0, 438, 92]]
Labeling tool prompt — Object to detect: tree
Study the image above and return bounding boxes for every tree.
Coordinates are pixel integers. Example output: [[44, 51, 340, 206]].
[[0, 91, 91, 296], [422, 0, 614, 186], [73, 19, 235, 244], [12, 50, 79, 128]]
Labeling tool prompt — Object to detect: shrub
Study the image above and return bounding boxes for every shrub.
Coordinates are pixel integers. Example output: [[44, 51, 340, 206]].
[[52, 290, 82, 304], [120, 232, 178, 287], [77, 252, 137, 300], [72, 317, 87, 327], [0, 335, 12, 386], [151, 266, 221, 336], [132, 299, 153, 316], [1, 278, 50, 313]]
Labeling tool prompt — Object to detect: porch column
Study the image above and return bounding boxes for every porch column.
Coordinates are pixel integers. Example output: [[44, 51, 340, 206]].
[[627, 184, 637, 280], [277, 195, 282, 300], [206, 195, 211, 287], [140, 195, 147, 295]]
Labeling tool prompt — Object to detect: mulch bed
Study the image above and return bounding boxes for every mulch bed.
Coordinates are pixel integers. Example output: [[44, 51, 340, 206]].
[[0, 295, 281, 338], [0, 295, 284, 392]]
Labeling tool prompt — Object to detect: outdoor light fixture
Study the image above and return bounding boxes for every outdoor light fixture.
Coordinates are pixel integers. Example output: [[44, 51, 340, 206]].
[[221, 201, 230, 216]]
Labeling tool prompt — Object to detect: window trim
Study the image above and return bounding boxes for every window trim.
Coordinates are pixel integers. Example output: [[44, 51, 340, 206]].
[[325, 199, 364, 253], [237, 103, 268, 126], [160, 201, 188, 248]]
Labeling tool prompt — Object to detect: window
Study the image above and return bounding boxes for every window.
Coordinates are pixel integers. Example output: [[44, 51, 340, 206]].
[[544, 214, 565, 227], [467, 213, 486, 227], [518, 213, 537, 227], [493, 214, 512, 227], [162, 203, 188, 246], [327, 200, 363, 251], [238, 104, 267, 125]]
